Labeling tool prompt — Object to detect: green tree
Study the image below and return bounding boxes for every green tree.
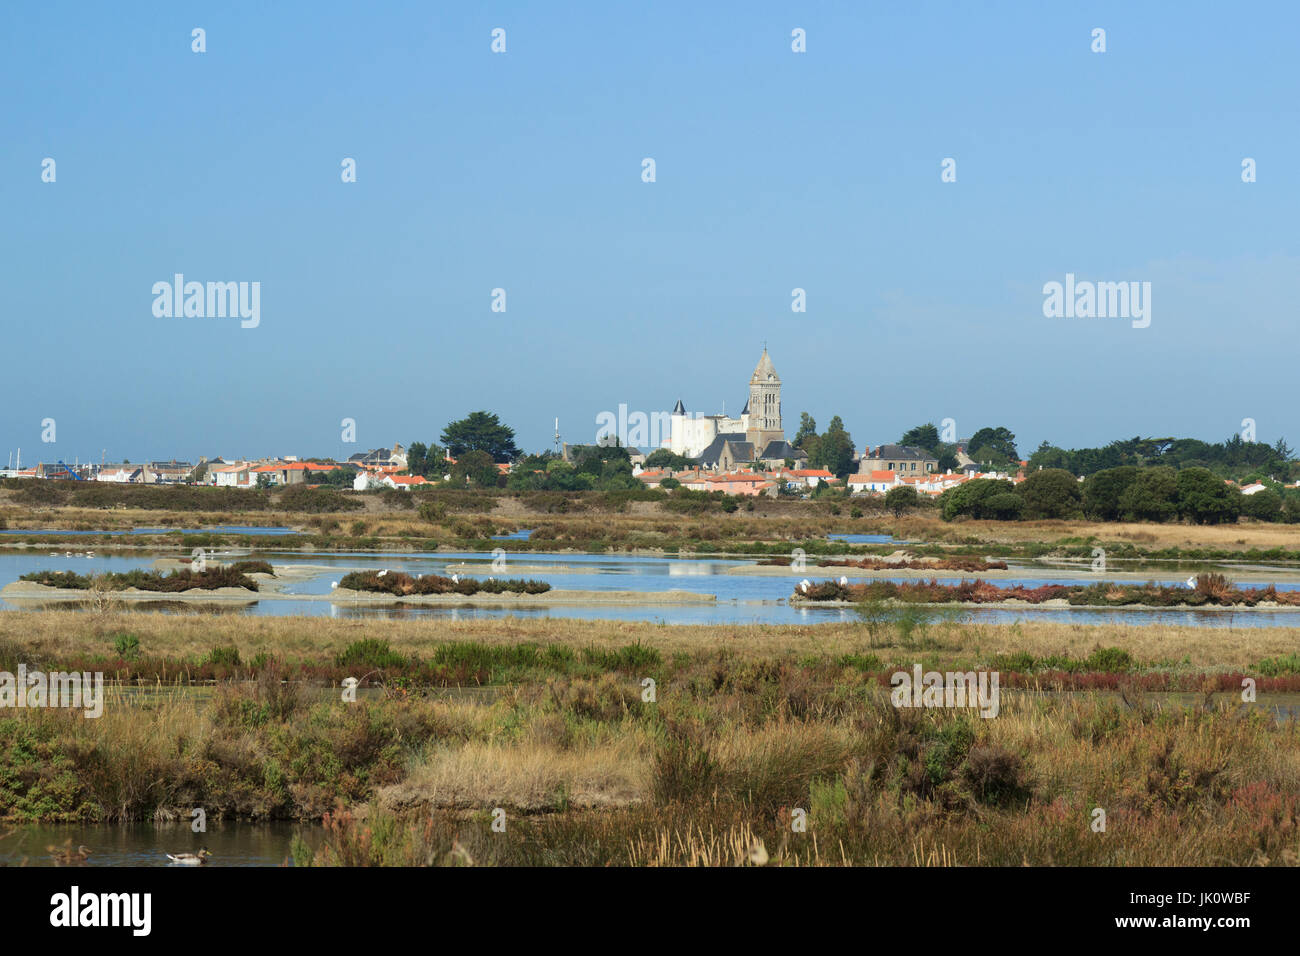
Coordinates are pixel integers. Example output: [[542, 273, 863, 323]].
[[643, 448, 695, 469], [1018, 469, 1083, 520], [967, 427, 1019, 465], [1118, 466, 1178, 522], [941, 478, 1017, 521], [984, 493, 1024, 520], [793, 413, 818, 448], [884, 485, 920, 517], [1240, 488, 1283, 522], [451, 449, 501, 487], [814, 415, 855, 479], [1175, 467, 1241, 525], [407, 442, 448, 479], [1283, 488, 1300, 524], [313, 467, 357, 488], [1027, 441, 1073, 473], [440, 411, 520, 462], [899, 423, 942, 454], [1081, 466, 1139, 521], [407, 441, 427, 475]]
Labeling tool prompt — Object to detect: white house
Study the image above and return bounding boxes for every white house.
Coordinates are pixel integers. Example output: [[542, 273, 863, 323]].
[[96, 465, 142, 483], [213, 463, 254, 488], [781, 468, 834, 490], [848, 470, 901, 495]]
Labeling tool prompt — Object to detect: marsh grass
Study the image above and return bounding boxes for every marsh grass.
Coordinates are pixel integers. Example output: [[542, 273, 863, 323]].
[[1, 608, 1297, 866], [297, 688, 1300, 866]]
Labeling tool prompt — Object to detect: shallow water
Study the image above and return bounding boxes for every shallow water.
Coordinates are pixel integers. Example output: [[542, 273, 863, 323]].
[[1, 821, 318, 867], [3, 548, 1300, 627], [0, 525, 298, 537]]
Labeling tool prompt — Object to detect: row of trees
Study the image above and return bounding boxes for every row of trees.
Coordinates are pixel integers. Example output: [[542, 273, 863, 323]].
[[507, 444, 642, 492], [940, 466, 1300, 524], [411, 411, 1024, 487], [898, 423, 1019, 470], [408, 413, 1297, 511], [1027, 435, 1294, 482]]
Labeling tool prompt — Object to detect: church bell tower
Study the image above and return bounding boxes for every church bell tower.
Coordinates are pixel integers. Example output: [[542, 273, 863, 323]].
[[745, 348, 783, 452]]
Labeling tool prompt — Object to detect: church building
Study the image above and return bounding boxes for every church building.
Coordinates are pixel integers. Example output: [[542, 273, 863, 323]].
[[665, 349, 805, 469]]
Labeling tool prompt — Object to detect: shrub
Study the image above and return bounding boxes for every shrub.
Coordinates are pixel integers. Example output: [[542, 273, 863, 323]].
[[100, 567, 258, 592], [884, 485, 919, 517], [1255, 653, 1300, 676], [337, 571, 549, 597], [581, 641, 662, 672], [653, 721, 718, 806], [1193, 572, 1234, 603], [276, 485, 363, 514], [1083, 647, 1133, 672], [113, 633, 141, 661], [941, 479, 1018, 521], [417, 501, 447, 523], [1018, 468, 1082, 520], [206, 645, 242, 668], [19, 571, 90, 590], [962, 745, 1031, 807], [335, 639, 410, 671]]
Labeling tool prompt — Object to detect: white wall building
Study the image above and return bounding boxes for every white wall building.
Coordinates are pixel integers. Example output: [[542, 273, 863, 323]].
[[666, 349, 785, 459], [96, 466, 142, 483], [213, 463, 253, 488]]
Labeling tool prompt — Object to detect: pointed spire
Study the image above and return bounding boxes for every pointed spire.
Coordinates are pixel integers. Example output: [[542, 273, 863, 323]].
[[672, 399, 686, 415], [750, 348, 779, 384]]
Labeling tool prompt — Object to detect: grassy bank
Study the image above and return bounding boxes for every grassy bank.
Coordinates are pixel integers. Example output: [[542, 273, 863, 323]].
[[0, 610, 1298, 871], [297, 688, 1300, 866], [7, 485, 1300, 563]]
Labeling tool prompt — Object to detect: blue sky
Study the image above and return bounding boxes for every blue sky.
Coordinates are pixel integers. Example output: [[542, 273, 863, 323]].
[[2, 1, 1297, 465]]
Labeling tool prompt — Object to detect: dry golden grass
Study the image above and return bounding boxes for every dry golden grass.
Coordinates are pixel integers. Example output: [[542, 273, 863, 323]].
[[304, 686, 1300, 866], [2, 608, 1296, 672], [379, 734, 650, 812], [897, 513, 1300, 552]]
